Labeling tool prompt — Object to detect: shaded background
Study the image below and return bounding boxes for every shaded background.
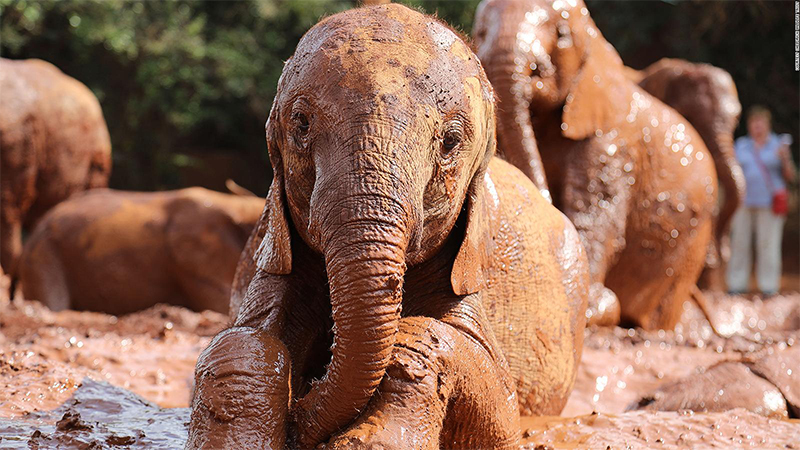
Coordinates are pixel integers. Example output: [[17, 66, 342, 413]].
[[1, 0, 797, 287]]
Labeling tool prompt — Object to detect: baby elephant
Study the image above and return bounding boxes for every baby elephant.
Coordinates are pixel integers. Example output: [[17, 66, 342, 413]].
[[188, 5, 589, 449], [474, 0, 719, 329], [19, 188, 264, 315]]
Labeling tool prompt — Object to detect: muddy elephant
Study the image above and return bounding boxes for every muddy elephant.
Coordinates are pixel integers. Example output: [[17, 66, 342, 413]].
[[631, 346, 800, 418], [19, 188, 264, 315], [473, 0, 718, 330], [187, 5, 589, 449], [628, 59, 744, 291], [0, 58, 112, 294]]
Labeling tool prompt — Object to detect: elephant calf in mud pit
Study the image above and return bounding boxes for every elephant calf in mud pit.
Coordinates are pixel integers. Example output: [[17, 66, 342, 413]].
[[188, 5, 589, 449], [473, 0, 719, 330], [19, 188, 264, 315]]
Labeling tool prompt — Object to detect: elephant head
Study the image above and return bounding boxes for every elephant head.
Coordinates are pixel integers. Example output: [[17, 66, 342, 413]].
[[254, 5, 496, 445], [474, 0, 628, 145]]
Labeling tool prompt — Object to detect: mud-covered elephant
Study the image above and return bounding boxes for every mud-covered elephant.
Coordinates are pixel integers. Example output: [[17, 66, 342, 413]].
[[187, 5, 589, 449], [19, 188, 264, 315], [0, 58, 112, 294], [473, 0, 718, 330], [629, 59, 744, 291], [631, 346, 800, 418]]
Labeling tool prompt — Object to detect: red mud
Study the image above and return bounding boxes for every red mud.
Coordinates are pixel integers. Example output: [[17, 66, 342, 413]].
[[1, 290, 799, 448], [0, 296, 226, 418]]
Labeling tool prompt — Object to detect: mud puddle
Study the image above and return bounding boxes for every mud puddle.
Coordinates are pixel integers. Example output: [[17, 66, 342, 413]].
[[1, 292, 799, 448], [0, 379, 189, 449], [520, 409, 800, 449], [0, 297, 226, 418]]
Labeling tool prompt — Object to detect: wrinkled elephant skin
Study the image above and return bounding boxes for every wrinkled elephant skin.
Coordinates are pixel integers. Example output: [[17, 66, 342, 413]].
[[474, 0, 718, 330], [0, 58, 112, 292], [19, 188, 264, 315], [188, 5, 589, 449], [632, 59, 744, 291]]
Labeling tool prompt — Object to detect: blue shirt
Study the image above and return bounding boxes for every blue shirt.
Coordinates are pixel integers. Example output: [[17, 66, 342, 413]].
[[735, 133, 787, 208]]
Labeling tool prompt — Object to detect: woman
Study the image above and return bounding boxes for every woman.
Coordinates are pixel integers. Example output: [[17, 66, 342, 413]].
[[726, 106, 796, 295]]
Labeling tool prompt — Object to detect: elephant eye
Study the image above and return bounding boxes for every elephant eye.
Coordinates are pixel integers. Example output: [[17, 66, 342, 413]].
[[294, 112, 310, 134], [442, 129, 462, 153]]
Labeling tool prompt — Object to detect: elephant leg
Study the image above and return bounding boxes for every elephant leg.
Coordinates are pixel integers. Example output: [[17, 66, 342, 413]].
[[18, 237, 70, 310], [327, 316, 520, 450], [698, 133, 745, 292], [585, 283, 621, 326], [561, 154, 630, 327], [0, 213, 21, 296], [187, 327, 290, 449], [174, 270, 232, 314]]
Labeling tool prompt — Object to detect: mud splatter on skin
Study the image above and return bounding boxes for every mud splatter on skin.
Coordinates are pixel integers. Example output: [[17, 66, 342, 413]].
[[630, 58, 744, 291], [19, 188, 265, 314], [474, 0, 718, 330], [191, 4, 588, 448], [0, 58, 112, 293]]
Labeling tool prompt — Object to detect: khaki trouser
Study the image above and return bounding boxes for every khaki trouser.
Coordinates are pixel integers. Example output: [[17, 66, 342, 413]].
[[726, 206, 786, 293]]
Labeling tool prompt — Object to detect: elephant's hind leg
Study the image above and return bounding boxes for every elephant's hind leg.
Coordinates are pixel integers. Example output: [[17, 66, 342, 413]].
[[187, 327, 290, 449], [327, 317, 521, 450]]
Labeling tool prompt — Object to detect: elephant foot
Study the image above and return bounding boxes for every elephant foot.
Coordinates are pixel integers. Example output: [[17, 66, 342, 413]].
[[585, 283, 621, 327], [187, 327, 290, 449], [627, 350, 800, 418], [326, 317, 520, 450]]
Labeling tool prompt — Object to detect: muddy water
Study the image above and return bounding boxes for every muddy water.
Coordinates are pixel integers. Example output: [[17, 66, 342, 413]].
[[2, 292, 799, 448], [0, 379, 189, 448], [0, 297, 226, 417], [520, 409, 800, 448]]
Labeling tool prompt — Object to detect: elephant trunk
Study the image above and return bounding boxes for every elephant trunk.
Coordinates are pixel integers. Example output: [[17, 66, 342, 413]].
[[484, 51, 549, 201], [708, 129, 745, 240], [293, 177, 411, 447]]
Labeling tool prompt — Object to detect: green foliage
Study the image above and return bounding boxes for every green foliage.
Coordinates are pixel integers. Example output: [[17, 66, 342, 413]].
[[587, 0, 798, 161], [1, 0, 797, 196], [1, 0, 352, 192]]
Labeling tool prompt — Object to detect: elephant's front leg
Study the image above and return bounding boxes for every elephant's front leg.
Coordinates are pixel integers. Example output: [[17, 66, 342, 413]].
[[187, 326, 291, 449], [187, 259, 327, 449], [560, 146, 632, 326], [328, 316, 521, 450]]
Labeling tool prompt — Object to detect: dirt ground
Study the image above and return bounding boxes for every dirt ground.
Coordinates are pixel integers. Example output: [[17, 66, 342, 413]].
[[1, 284, 799, 448]]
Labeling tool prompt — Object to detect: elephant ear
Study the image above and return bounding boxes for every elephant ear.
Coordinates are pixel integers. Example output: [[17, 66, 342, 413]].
[[561, 37, 630, 141], [254, 111, 292, 275], [451, 121, 496, 296]]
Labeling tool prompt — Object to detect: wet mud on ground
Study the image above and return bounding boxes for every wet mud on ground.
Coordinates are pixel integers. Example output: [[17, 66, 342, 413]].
[[1, 292, 799, 448]]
